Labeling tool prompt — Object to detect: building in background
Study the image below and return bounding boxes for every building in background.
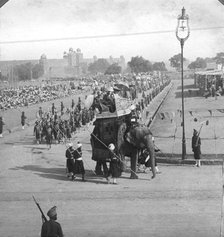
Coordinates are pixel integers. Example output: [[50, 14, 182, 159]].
[[0, 48, 126, 81]]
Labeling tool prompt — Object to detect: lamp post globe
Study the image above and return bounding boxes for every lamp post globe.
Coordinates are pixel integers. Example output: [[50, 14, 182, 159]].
[[176, 7, 190, 160]]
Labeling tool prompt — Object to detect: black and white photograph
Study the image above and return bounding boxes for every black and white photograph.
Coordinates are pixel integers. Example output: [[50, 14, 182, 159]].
[[0, 0, 224, 236]]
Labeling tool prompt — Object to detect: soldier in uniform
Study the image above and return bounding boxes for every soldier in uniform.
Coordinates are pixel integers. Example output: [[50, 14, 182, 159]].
[[73, 142, 86, 181], [38, 107, 43, 118], [71, 99, 75, 109], [21, 111, 27, 130], [65, 143, 75, 180], [41, 206, 63, 237], [106, 143, 121, 184], [60, 102, 64, 115], [192, 129, 201, 167], [51, 103, 56, 115]]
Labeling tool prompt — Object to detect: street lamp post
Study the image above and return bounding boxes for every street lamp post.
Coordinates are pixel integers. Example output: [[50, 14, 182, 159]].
[[176, 7, 190, 160]]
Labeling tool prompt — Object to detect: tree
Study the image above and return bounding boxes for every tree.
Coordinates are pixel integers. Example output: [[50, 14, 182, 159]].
[[14, 63, 32, 81], [32, 63, 44, 79], [88, 59, 110, 74], [188, 57, 206, 70], [169, 53, 186, 70], [127, 56, 152, 73], [214, 52, 224, 67], [152, 62, 167, 71], [105, 63, 122, 75]]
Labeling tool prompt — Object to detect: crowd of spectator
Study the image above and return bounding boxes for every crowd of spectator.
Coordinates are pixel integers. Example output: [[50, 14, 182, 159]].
[[0, 72, 169, 111], [0, 83, 78, 111]]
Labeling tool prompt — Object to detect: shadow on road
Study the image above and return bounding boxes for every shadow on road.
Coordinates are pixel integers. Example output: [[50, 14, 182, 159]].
[[10, 165, 68, 181], [9, 165, 109, 184], [175, 90, 200, 98], [177, 84, 195, 90], [4, 135, 36, 146]]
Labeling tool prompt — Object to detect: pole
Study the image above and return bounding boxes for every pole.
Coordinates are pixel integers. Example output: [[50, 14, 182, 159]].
[[181, 39, 186, 160]]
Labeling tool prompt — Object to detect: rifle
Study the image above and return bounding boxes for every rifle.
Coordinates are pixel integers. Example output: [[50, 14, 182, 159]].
[[32, 195, 47, 223]]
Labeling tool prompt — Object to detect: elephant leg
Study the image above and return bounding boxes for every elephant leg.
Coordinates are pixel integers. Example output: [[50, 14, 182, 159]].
[[130, 150, 138, 179], [146, 136, 156, 179]]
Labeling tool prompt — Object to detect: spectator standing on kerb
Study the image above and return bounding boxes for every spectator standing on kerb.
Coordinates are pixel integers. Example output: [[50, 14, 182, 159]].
[[192, 129, 201, 167]]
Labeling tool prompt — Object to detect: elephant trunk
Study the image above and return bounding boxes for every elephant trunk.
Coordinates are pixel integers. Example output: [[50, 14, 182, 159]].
[[145, 135, 156, 179]]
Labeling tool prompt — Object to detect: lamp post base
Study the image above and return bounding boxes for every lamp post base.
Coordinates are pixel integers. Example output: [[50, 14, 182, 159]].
[[182, 140, 186, 160]]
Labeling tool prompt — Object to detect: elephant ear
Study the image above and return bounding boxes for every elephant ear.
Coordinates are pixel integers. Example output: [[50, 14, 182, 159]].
[[126, 125, 153, 148]]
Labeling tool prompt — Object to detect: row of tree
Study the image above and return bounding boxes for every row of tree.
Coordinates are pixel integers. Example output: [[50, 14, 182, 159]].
[[169, 52, 224, 70], [0, 62, 44, 82], [87, 56, 167, 75]]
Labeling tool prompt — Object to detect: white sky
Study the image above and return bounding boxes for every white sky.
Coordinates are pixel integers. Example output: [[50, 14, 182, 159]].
[[0, 0, 223, 63]]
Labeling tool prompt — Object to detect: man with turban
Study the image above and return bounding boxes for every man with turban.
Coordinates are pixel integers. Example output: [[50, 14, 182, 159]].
[[41, 206, 63, 237]]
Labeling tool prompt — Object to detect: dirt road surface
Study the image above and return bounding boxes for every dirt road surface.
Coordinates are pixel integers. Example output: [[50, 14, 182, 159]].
[[0, 79, 223, 237], [0, 120, 222, 237]]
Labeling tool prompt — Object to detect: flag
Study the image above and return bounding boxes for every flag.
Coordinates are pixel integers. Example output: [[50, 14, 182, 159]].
[[189, 111, 193, 117], [171, 111, 176, 118], [208, 110, 212, 116], [160, 112, 165, 120], [165, 112, 170, 119], [217, 109, 224, 113]]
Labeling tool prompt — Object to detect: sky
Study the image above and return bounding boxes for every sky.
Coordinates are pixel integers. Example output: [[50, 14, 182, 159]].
[[0, 0, 223, 63]]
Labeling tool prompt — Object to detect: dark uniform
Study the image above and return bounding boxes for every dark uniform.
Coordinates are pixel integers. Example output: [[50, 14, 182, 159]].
[[192, 129, 201, 167], [65, 143, 75, 179], [21, 111, 27, 129], [0, 116, 4, 137], [71, 99, 75, 109], [52, 103, 55, 115], [107, 143, 121, 184], [41, 219, 63, 237], [41, 206, 63, 237], [39, 107, 43, 118], [73, 143, 85, 181], [60, 102, 64, 115]]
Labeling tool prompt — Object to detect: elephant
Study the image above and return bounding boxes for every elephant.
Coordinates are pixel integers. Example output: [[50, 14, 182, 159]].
[[117, 122, 156, 179]]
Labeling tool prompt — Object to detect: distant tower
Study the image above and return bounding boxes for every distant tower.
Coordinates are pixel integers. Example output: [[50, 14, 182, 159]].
[[76, 48, 83, 76], [76, 48, 83, 65], [68, 48, 75, 67], [93, 55, 97, 62], [39, 54, 48, 75]]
